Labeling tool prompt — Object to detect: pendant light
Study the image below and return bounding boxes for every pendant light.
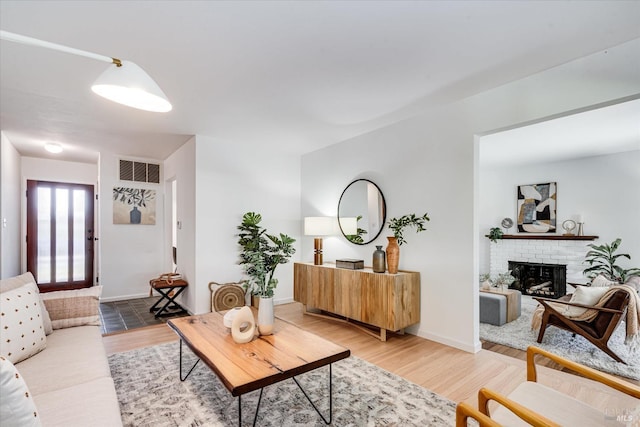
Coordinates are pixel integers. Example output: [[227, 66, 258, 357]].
[[0, 30, 172, 112]]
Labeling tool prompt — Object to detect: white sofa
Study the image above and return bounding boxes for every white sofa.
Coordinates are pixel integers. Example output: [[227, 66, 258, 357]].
[[0, 273, 122, 427]]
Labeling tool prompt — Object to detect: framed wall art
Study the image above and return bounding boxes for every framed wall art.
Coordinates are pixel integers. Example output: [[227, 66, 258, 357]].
[[516, 182, 556, 233], [113, 187, 156, 225]]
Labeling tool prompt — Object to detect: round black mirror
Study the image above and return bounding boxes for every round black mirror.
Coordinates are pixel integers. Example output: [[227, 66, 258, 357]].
[[337, 179, 386, 245]]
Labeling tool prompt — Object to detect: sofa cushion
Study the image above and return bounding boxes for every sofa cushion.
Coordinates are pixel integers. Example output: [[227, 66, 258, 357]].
[[0, 273, 53, 335], [492, 381, 621, 426], [40, 286, 102, 329], [33, 377, 123, 427], [0, 283, 47, 364], [625, 275, 640, 293], [565, 285, 609, 317], [591, 274, 618, 288], [16, 326, 111, 396], [0, 355, 42, 427]]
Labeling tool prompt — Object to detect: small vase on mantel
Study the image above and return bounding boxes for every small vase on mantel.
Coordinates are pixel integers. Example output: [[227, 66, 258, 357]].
[[372, 245, 386, 273], [386, 237, 400, 274], [257, 296, 274, 335]]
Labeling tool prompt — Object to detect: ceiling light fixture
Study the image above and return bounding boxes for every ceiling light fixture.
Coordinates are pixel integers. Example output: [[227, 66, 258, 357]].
[[44, 142, 63, 154], [0, 30, 172, 113]]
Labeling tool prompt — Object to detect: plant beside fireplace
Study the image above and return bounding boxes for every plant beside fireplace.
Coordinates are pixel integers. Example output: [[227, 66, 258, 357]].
[[584, 238, 640, 283]]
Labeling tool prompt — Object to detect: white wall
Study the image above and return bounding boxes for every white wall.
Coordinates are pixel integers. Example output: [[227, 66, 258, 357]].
[[190, 135, 302, 314], [0, 132, 22, 278], [163, 137, 196, 312], [301, 39, 640, 353], [99, 152, 165, 301], [479, 151, 640, 278]]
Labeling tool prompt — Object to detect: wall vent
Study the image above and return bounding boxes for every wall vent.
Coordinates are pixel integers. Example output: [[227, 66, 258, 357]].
[[119, 160, 160, 184]]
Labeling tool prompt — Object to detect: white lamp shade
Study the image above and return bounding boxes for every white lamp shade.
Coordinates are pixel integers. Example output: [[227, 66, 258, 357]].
[[339, 217, 358, 235], [91, 60, 172, 112], [304, 217, 334, 236]]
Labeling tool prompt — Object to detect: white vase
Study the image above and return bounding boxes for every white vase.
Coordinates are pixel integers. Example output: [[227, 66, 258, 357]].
[[257, 296, 274, 335]]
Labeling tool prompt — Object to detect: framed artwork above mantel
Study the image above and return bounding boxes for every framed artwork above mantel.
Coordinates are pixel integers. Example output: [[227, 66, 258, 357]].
[[517, 182, 557, 233]]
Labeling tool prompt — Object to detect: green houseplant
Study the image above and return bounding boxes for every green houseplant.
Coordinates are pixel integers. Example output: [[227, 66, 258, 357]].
[[386, 213, 430, 274], [388, 213, 430, 246], [237, 212, 296, 336], [237, 212, 296, 298], [488, 227, 503, 243], [583, 238, 640, 283]]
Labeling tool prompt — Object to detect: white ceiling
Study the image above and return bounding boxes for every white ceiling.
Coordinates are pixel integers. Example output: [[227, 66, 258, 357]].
[[1, 1, 640, 164], [480, 98, 640, 166]]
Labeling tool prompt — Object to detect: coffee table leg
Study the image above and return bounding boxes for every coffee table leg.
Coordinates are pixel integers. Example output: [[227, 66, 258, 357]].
[[178, 340, 200, 381], [238, 388, 264, 427], [292, 363, 333, 424]]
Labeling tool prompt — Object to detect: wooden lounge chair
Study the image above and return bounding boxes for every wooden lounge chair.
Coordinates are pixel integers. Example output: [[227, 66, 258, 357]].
[[534, 289, 630, 364], [456, 346, 640, 426]]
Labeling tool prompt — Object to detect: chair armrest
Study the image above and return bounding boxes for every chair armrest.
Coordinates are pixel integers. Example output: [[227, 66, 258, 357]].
[[526, 346, 640, 398], [478, 388, 561, 427], [455, 402, 501, 427], [533, 297, 623, 314]]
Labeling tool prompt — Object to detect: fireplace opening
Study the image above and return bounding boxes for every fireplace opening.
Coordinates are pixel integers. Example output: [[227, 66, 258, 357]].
[[508, 261, 567, 299]]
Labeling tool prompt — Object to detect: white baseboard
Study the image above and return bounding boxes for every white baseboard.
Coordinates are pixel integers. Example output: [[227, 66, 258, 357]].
[[100, 293, 150, 303], [274, 297, 294, 306], [416, 329, 482, 354]]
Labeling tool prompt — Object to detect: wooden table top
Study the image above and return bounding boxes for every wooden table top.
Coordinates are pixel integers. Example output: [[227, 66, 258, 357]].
[[167, 310, 350, 396]]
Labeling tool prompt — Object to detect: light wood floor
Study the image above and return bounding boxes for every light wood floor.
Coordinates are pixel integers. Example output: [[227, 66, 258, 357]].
[[103, 302, 639, 415]]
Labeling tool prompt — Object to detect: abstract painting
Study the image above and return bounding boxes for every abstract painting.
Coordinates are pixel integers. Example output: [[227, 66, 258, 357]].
[[517, 182, 556, 233], [113, 187, 156, 225]]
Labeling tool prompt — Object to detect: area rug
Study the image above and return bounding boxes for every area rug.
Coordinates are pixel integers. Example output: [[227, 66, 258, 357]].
[[480, 296, 640, 380], [108, 341, 456, 426]]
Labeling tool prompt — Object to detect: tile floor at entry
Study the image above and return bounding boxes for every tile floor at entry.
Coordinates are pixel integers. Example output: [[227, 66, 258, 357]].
[[99, 297, 188, 335]]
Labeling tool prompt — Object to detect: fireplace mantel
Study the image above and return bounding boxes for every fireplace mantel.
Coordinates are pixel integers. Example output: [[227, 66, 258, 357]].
[[498, 235, 598, 241]]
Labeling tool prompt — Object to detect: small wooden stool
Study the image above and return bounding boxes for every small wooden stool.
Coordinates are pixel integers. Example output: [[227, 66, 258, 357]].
[[149, 277, 189, 318]]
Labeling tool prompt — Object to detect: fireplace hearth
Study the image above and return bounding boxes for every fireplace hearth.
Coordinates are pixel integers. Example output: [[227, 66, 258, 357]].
[[508, 261, 567, 299]]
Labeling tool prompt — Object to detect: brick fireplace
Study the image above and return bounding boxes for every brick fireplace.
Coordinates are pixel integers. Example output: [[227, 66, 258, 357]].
[[489, 236, 596, 297], [508, 261, 566, 298]]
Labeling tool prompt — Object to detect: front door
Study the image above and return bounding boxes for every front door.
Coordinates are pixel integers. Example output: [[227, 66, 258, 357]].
[[26, 180, 95, 292]]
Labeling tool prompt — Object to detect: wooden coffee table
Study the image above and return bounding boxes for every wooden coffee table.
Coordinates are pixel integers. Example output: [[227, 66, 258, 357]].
[[167, 310, 350, 426]]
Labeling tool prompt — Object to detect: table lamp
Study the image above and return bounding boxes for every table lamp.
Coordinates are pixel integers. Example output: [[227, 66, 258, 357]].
[[304, 217, 334, 265]]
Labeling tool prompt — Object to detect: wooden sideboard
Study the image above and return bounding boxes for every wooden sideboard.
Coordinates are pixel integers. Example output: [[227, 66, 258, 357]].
[[293, 262, 420, 341]]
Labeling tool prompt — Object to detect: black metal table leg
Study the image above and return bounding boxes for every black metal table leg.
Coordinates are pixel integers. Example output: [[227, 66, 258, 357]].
[[292, 363, 333, 424], [179, 340, 200, 381]]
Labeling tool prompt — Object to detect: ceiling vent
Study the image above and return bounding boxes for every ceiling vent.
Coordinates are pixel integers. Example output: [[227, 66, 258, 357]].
[[119, 159, 160, 184]]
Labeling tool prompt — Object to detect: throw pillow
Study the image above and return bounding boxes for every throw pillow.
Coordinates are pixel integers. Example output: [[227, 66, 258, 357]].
[[0, 356, 42, 427], [565, 285, 610, 317], [625, 276, 640, 293], [590, 274, 618, 288], [40, 286, 102, 329], [0, 283, 47, 364], [0, 273, 52, 336]]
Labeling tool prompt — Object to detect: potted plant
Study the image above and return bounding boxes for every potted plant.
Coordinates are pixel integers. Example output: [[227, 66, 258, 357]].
[[237, 212, 296, 335], [583, 238, 640, 283], [386, 213, 430, 274], [493, 271, 516, 292], [488, 227, 503, 243]]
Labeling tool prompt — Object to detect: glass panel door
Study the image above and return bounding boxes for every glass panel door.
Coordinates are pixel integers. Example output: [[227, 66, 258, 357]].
[[27, 180, 94, 292]]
